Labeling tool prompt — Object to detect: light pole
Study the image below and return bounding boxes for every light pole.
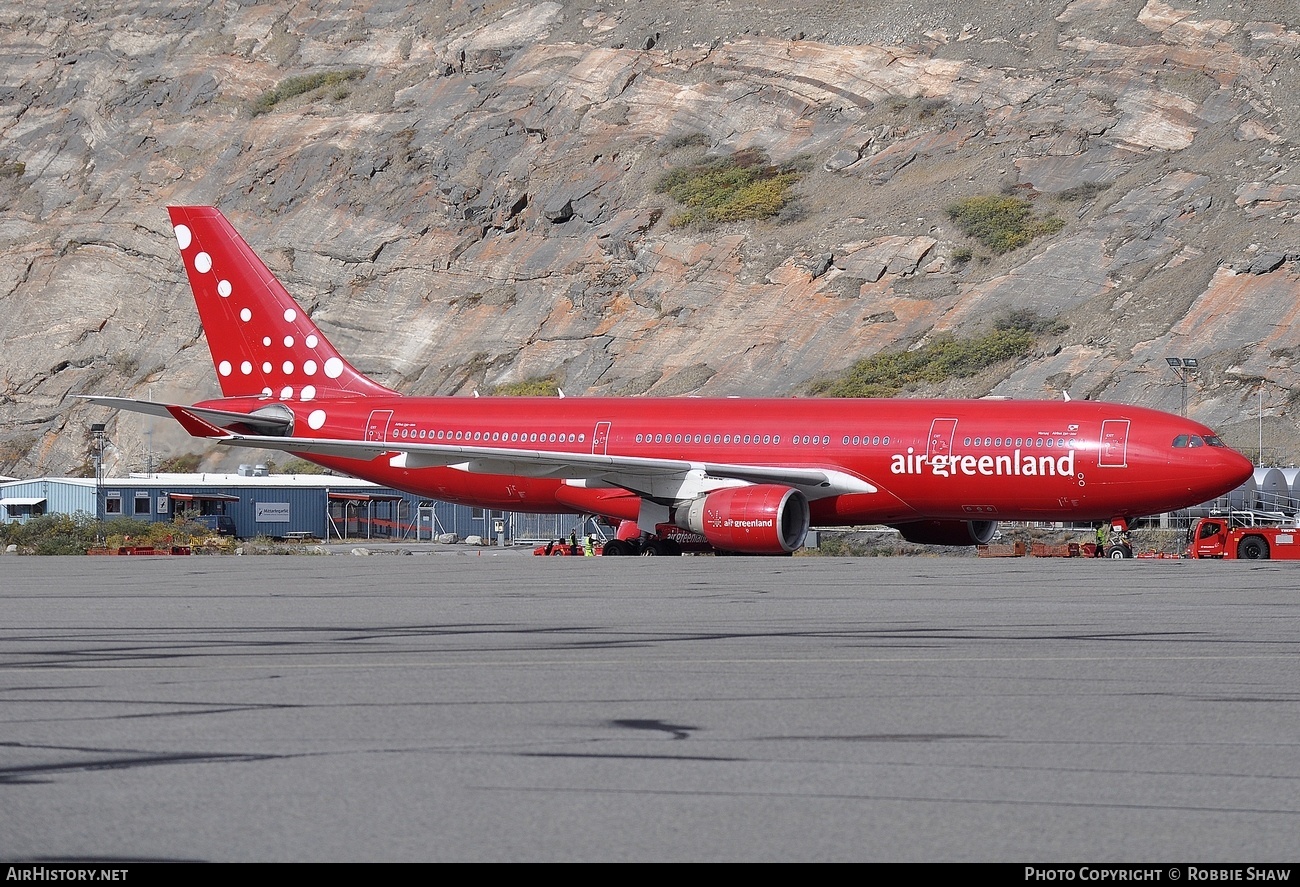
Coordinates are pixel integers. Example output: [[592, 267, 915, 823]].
[[1259, 382, 1265, 464], [91, 423, 107, 543], [1257, 379, 1285, 466], [1165, 357, 1199, 416]]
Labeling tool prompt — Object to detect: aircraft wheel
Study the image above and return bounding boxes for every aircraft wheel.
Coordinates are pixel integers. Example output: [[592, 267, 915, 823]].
[[1237, 536, 1270, 560], [1108, 544, 1132, 559], [641, 538, 681, 556], [602, 539, 633, 556]]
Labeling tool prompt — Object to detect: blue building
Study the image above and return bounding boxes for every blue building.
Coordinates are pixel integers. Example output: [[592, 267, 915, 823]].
[[0, 473, 594, 544]]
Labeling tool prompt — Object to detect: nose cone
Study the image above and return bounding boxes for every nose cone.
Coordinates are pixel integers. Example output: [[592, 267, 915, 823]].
[[1194, 446, 1255, 504], [1226, 448, 1256, 488]]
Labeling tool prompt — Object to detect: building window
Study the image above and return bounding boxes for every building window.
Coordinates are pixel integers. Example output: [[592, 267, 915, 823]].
[[134, 493, 151, 515]]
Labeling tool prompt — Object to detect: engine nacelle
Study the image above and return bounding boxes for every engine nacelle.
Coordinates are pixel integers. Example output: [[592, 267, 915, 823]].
[[676, 485, 810, 554], [893, 519, 999, 547]]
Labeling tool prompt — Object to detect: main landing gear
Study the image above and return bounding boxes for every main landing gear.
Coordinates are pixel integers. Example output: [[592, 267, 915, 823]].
[[602, 536, 682, 556]]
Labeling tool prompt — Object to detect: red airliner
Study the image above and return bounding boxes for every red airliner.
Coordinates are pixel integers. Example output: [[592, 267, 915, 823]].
[[86, 206, 1254, 555]]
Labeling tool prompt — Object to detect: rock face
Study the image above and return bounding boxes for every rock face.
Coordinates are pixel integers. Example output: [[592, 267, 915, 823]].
[[3, 0, 1300, 474]]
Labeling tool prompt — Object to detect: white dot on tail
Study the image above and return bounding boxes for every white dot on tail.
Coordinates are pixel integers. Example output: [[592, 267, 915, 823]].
[[302, 385, 316, 401], [262, 337, 272, 347], [218, 360, 232, 376], [262, 362, 272, 373], [217, 280, 232, 298], [308, 409, 327, 430], [304, 360, 317, 376], [284, 336, 294, 348], [261, 387, 272, 397], [241, 361, 252, 375], [282, 361, 294, 375], [284, 309, 296, 323], [324, 357, 344, 379], [280, 387, 293, 400], [195, 252, 212, 273], [306, 335, 318, 348], [240, 308, 252, 322], [174, 225, 192, 250]]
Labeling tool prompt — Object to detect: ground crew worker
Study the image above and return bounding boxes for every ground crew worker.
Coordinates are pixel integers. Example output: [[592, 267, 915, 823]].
[[1095, 523, 1106, 557], [584, 535, 595, 557]]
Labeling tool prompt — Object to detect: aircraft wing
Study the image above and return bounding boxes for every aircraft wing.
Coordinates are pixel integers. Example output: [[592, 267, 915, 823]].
[[159, 405, 876, 501]]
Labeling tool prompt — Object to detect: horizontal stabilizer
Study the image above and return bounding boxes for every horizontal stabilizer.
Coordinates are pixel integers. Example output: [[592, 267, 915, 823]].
[[80, 396, 293, 433], [165, 405, 236, 439]]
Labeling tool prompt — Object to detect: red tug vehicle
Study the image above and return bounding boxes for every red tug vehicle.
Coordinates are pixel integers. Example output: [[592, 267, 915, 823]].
[[1187, 514, 1300, 560]]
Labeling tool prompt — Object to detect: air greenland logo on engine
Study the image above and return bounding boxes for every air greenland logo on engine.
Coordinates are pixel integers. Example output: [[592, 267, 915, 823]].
[[891, 446, 1077, 478]]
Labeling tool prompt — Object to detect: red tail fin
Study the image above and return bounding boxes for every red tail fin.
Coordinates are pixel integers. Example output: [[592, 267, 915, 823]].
[[167, 206, 395, 401]]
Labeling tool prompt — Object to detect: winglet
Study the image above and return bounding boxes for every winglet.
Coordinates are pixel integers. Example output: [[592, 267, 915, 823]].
[[165, 404, 235, 439]]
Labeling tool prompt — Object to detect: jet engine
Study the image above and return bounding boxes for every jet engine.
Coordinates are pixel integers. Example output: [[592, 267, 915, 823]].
[[892, 519, 999, 547], [676, 484, 810, 554]]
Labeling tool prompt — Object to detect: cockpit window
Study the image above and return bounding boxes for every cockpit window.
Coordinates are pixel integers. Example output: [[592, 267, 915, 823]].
[[1172, 434, 1189, 448], [1199, 522, 1222, 539], [1204, 435, 1226, 447], [1188, 435, 1204, 447]]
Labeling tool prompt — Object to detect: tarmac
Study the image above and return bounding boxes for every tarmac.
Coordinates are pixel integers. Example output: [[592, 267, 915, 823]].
[[1, 554, 1297, 861]]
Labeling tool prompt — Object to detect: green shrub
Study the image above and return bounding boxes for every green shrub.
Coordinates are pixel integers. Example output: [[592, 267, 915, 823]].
[[491, 376, 561, 396], [810, 328, 1036, 398], [158, 453, 202, 473], [994, 307, 1068, 336], [946, 195, 1064, 254], [655, 149, 801, 228], [252, 69, 366, 115], [1057, 181, 1111, 202], [0, 513, 217, 554]]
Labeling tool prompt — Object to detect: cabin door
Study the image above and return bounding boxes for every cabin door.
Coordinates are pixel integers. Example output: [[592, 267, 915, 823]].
[[366, 410, 394, 443], [1099, 419, 1130, 468], [927, 418, 958, 460], [591, 421, 611, 455]]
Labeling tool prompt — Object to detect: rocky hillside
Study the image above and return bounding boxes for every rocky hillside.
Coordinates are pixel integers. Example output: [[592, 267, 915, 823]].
[[3, 0, 1299, 476]]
